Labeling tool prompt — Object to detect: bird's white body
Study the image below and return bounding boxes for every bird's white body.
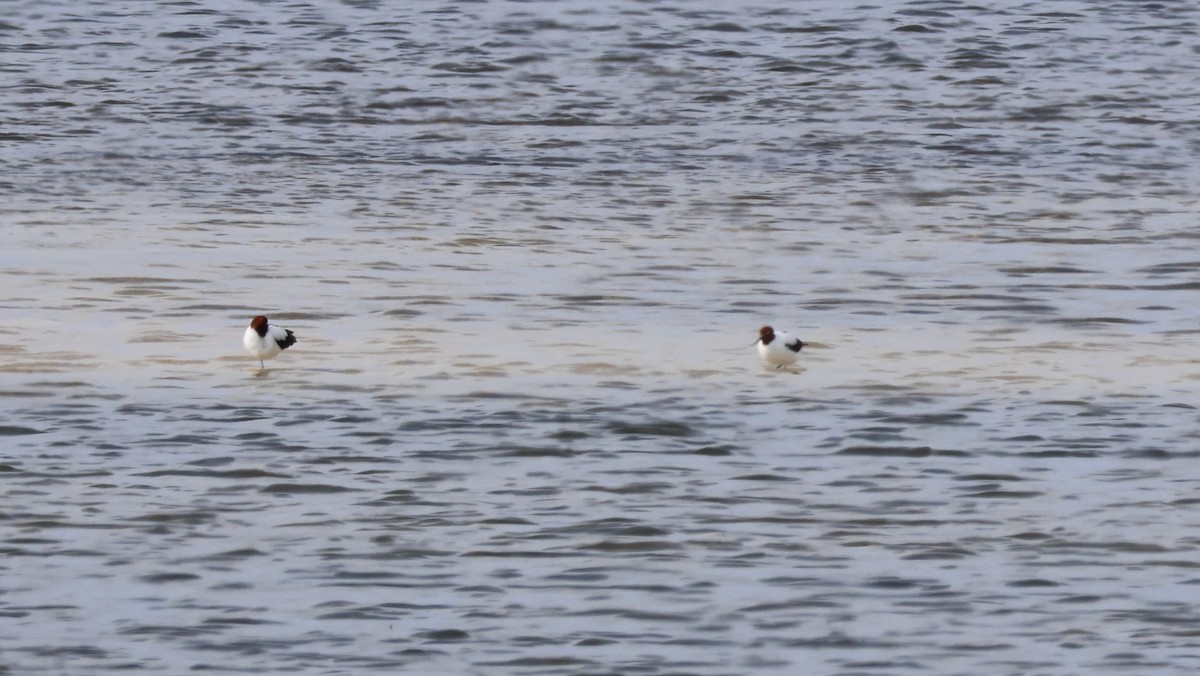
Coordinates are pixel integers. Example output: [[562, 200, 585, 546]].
[[756, 326, 803, 369], [244, 316, 296, 368]]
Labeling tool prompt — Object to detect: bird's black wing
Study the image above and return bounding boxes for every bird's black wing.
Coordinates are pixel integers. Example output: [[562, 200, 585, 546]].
[[276, 329, 297, 350]]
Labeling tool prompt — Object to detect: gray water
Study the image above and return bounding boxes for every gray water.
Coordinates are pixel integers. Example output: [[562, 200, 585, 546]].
[[3, 1, 1200, 673]]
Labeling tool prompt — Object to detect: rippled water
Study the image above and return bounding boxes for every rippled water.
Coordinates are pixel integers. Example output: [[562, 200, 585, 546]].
[[3, 1, 1200, 673]]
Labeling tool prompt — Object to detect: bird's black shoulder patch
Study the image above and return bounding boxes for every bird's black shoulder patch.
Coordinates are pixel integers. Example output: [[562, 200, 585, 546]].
[[785, 338, 803, 353], [277, 330, 297, 350]]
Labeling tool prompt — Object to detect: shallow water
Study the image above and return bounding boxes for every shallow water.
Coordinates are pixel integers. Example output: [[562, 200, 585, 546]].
[[3, 1, 1200, 673]]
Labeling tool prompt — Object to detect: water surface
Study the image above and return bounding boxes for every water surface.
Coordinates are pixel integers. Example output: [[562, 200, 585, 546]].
[[2, 1, 1200, 673]]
